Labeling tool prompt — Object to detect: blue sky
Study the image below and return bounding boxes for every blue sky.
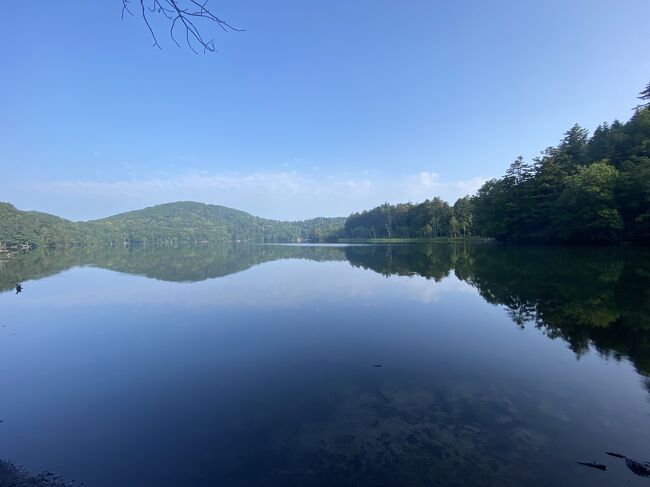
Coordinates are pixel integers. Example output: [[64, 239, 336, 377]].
[[1, 0, 649, 221]]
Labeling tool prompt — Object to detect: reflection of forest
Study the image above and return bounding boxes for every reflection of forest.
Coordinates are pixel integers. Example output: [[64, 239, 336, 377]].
[[345, 243, 650, 380], [2, 243, 649, 380]]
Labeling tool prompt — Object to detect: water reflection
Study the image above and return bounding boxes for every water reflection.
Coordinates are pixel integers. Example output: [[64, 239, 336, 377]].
[[346, 244, 650, 380], [1, 243, 649, 486], [0, 244, 347, 291], [3, 243, 648, 378]]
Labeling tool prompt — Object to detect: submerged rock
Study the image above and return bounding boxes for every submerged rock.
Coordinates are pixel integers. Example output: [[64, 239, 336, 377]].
[[576, 461, 606, 471], [625, 457, 650, 478], [606, 452, 650, 478], [0, 460, 77, 487]]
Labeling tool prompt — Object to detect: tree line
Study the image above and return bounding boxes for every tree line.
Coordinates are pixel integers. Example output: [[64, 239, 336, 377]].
[[342, 82, 650, 244], [343, 197, 473, 240]]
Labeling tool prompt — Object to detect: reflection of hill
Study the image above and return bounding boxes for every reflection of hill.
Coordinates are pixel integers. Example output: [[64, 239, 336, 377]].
[[2, 243, 649, 378], [0, 249, 89, 293], [85, 244, 347, 282], [0, 245, 347, 292]]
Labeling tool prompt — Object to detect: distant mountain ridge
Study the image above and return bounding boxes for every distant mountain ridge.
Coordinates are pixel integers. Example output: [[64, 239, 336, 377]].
[[0, 201, 346, 248]]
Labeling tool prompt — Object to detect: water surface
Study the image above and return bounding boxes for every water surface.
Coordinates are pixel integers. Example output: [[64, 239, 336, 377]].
[[1, 243, 649, 486]]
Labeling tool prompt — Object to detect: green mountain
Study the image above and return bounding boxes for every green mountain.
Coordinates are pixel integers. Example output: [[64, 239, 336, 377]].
[[0, 202, 89, 248], [0, 201, 345, 249]]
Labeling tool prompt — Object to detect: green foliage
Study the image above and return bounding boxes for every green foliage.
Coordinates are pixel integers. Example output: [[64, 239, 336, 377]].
[[554, 162, 623, 242], [617, 157, 650, 239], [342, 196, 473, 240], [559, 124, 590, 167], [0, 201, 345, 249], [639, 81, 650, 109], [0, 203, 88, 248], [473, 82, 650, 243]]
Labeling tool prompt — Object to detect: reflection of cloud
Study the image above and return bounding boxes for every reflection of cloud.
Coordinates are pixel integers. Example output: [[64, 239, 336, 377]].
[[16, 169, 489, 221], [399, 274, 477, 303], [5, 261, 477, 310]]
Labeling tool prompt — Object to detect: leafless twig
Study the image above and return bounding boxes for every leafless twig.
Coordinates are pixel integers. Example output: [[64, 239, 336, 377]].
[[122, 0, 243, 53]]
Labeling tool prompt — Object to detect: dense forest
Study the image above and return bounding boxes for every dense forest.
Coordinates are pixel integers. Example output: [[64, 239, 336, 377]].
[[343, 196, 473, 240], [0, 201, 345, 249], [343, 82, 650, 244]]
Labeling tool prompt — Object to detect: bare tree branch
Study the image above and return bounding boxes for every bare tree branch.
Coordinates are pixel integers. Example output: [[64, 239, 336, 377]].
[[122, 0, 243, 53]]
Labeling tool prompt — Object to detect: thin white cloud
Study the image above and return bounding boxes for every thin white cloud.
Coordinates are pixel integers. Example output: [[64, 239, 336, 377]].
[[15, 169, 488, 221], [403, 171, 486, 203]]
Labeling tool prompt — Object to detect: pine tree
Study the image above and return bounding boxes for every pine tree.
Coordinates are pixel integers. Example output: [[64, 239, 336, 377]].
[[638, 81, 650, 109]]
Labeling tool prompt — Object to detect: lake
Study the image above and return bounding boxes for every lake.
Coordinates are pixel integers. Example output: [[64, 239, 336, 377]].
[[1, 243, 649, 486]]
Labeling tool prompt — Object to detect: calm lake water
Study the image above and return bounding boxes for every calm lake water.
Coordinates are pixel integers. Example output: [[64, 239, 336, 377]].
[[1, 243, 649, 486]]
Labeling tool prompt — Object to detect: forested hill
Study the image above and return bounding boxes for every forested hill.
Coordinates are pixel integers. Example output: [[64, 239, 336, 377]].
[[343, 82, 650, 244], [0, 203, 88, 248], [83, 202, 345, 245], [0, 201, 345, 248]]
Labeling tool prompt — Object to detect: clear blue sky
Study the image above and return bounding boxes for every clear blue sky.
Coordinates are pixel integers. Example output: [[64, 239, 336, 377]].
[[1, 0, 649, 220]]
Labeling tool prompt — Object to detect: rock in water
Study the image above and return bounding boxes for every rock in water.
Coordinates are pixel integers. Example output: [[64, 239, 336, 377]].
[[605, 452, 650, 478], [625, 457, 650, 478], [576, 461, 606, 471]]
